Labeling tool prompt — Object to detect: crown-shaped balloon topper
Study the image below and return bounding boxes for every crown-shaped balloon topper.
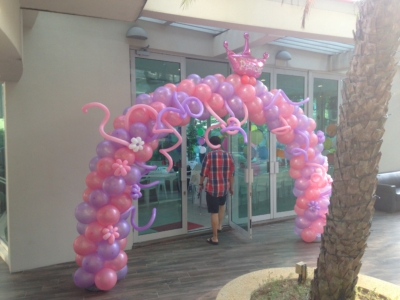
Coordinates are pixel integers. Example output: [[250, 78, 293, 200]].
[[224, 33, 269, 79]]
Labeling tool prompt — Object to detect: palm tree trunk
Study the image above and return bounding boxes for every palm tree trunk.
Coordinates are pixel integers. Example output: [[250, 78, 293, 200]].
[[310, 0, 400, 299]]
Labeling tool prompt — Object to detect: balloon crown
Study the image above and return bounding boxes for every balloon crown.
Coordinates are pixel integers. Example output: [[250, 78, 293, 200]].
[[224, 33, 269, 79]]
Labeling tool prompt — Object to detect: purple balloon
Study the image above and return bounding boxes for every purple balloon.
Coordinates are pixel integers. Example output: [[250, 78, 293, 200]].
[[185, 98, 202, 115], [294, 131, 310, 145], [266, 119, 281, 130], [295, 216, 312, 229], [136, 93, 152, 105], [293, 187, 305, 197], [75, 202, 97, 224], [202, 75, 220, 92], [89, 189, 110, 208], [301, 166, 315, 179], [123, 166, 142, 185], [294, 226, 303, 237], [103, 176, 126, 197], [259, 92, 274, 108], [153, 86, 172, 106], [76, 222, 87, 235], [96, 140, 116, 158], [97, 240, 120, 260], [115, 219, 130, 240], [187, 74, 202, 85], [120, 209, 132, 220], [295, 178, 310, 191], [264, 105, 280, 121], [89, 156, 99, 172], [285, 142, 301, 156], [304, 209, 320, 222], [116, 265, 128, 280], [314, 143, 324, 154], [123, 106, 131, 115], [318, 198, 330, 209], [226, 96, 243, 115], [255, 80, 267, 96], [197, 107, 211, 120], [172, 91, 188, 109], [217, 82, 234, 100], [82, 252, 105, 274], [73, 267, 95, 288], [129, 122, 148, 140], [110, 129, 130, 149], [296, 115, 310, 131]]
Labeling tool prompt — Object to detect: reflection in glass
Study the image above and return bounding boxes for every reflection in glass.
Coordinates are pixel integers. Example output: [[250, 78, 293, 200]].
[[0, 84, 6, 244], [135, 58, 181, 97], [313, 78, 338, 174], [250, 124, 270, 216], [276, 74, 305, 213]]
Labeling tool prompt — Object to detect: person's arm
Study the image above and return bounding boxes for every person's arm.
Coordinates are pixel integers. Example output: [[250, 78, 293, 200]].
[[199, 155, 208, 192], [229, 175, 234, 195]]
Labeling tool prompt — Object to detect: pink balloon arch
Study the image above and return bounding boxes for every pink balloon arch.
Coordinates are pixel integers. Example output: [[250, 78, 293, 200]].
[[73, 33, 331, 290]]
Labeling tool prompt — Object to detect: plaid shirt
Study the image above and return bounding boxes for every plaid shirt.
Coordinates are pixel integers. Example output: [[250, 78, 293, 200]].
[[200, 149, 235, 197]]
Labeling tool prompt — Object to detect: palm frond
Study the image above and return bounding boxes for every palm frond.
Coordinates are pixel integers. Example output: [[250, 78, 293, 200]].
[[181, 0, 196, 9]]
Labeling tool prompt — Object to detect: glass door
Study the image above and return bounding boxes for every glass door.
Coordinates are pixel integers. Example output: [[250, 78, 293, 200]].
[[272, 69, 307, 218], [309, 73, 343, 177], [131, 52, 187, 242], [229, 122, 252, 238]]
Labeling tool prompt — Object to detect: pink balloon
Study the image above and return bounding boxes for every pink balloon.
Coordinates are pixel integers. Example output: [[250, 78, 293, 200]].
[[290, 155, 305, 170], [215, 105, 228, 118], [85, 222, 104, 242], [294, 204, 305, 216], [276, 130, 295, 144], [165, 111, 182, 127], [304, 187, 320, 200], [97, 205, 121, 226], [307, 118, 317, 132], [177, 79, 196, 95], [309, 132, 318, 147], [128, 107, 149, 124], [285, 115, 298, 129], [164, 83, 176, 93], [110, 193, 132, 213], [296, 196, 310, 209], [246, 97, 263, 114], [73, 235, 98, 256], [301, 228, 317, 243], [306, 147, 316, 160], [149, 101, 166, 114], [279, 102, 294, 118], [270, 89, 283, 106], [214, 73, 226, 83], [97, 157, 115, 178], [83, 188, 92, 202], [289, 168, 301, 179], [208, 93, 224, 111], [236, 84, 256, 103], [249, 110, 266, 125], [85, 172, 104, 190], [134, 144, 153, 162], [118, 238, 127, 250], [194, 83, 212, 103], [76, 254, 84, 267], [95, 268, 117, 291], [114, 148, 135, 165], [225, 74, 241, 92], [113, 115, 125, 129], [310, 218, 326, 234], [104, 250, 128, 271], [148, 139, 159, 150]]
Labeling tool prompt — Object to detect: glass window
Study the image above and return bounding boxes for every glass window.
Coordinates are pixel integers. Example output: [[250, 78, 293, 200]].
[[0, 83, 6, 244], [135, 58, 181, 97], [186, 59, 229, 78], [313, 78, 338, 171]]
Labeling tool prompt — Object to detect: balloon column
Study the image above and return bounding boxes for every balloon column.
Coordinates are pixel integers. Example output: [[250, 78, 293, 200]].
[[74, 32, 331, 291]]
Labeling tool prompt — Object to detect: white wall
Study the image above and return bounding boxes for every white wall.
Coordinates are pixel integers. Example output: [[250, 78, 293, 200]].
[[6, 11, 132, 272], [380, 67, 400, 172]]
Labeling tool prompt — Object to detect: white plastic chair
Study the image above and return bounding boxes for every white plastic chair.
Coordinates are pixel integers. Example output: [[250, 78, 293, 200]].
[[189, 170, 201, 202]]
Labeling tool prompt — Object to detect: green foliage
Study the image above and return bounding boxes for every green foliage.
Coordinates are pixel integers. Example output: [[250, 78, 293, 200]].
[[187, 124, 197, 160]]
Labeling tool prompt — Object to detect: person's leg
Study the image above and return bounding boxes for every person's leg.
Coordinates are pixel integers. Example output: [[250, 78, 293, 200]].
[[211, 213, 218, 242], [218, 204, 225, 231]]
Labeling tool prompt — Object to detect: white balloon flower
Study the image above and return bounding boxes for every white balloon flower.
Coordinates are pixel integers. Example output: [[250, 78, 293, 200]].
[[129, 137, 144, 152]]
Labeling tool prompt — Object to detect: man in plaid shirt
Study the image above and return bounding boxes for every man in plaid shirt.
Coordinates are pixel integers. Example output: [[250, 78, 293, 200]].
[[199, 136, 234, 245]]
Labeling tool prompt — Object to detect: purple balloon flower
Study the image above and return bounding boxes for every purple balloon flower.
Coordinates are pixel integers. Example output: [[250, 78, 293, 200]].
[[317, 130, 325, 144], [307, 201, 321, 211]]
